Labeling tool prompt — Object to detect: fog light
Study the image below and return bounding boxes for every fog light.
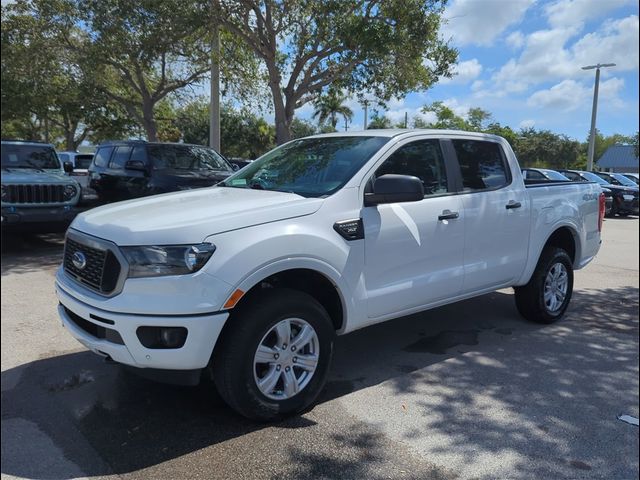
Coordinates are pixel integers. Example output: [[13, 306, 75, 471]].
[[137, 326, 188, 349]]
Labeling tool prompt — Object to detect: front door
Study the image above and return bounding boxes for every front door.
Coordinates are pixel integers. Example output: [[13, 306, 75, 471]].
[[363, 138, 465, 319]]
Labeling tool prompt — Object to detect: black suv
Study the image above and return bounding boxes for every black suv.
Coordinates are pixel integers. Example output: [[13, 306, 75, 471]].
[[88, 141, 234, 203]]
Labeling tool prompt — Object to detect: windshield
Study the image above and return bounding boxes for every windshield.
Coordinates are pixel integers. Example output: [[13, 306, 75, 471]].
[[542, 169, 570, 181], [1, 144, 60, 170], [220, 136, 389, 197], [147, 145, 232, 172], [610, 173, 638, 187], [581, 171, 611, 185]]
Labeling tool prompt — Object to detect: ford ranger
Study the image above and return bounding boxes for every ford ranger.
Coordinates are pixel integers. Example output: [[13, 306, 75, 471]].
[[55, 130, 605, 420]]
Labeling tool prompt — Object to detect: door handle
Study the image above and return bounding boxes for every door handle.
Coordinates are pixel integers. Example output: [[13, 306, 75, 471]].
[[506, 201, 522, 209], [438, 210, 459, 221]]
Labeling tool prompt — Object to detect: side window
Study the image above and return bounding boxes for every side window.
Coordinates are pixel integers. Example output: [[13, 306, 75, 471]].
[[452, 140, 509, 191], [564, 171, 581, 181], [523, 169, 545, 180], [130, 146, 148, 164], [109, 146, 132, 169], [93, 147, 114, 168], [374, 139, 448, 196]]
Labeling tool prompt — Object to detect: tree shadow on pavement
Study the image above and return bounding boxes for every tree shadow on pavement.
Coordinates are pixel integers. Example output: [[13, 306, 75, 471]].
[[1, 233, 65, 276], [1, 286, 638, 479]]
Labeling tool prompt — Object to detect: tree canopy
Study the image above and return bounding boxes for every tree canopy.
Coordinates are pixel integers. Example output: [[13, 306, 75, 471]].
[[212, 0, 457, 143]]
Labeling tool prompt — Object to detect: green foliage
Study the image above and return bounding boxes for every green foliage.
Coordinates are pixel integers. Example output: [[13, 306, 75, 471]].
[[367, 114, 393, 129], [290, 118, 318, 139], [214, 0, 457, 143], [1, 0, 135, 148], [312, 89, 353, 130]]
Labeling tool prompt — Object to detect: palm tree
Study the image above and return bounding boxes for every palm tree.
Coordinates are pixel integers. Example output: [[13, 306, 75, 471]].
[[312, 89, 353, 131]]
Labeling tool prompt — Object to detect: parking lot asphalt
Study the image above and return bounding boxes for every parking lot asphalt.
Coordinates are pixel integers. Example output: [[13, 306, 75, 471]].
[[1, 217, 638, 480]]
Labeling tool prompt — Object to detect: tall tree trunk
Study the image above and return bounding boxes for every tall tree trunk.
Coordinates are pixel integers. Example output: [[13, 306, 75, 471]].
[[267, 61, 292, 145], [142, 100, 158, 141]]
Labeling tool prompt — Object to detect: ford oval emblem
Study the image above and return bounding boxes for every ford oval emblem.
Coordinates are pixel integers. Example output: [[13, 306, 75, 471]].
[[72, 251, 87, 270]]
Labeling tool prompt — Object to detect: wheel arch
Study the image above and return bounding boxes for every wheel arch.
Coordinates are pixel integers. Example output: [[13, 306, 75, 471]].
[[221, 259, 351, 334]]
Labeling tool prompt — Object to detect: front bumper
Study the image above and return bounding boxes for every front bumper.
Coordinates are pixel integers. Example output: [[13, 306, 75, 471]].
[[1, 205, 77, 231], [55, 279, 229, 371]]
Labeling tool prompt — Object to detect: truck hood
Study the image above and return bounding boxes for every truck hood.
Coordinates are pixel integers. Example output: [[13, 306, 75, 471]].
[[1, 168, 77, 185], [71, 186, 324, 245]]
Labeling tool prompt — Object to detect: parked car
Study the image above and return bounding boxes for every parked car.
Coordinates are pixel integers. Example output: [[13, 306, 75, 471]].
[[594, 171, 639, 189], [88, 141, 234, 203], [620, 172, 639, 186], [1, 140, 81, 232], [558, 169, 637, 217], [521, 168, 571, 182], [57, 151, 99, 205], [56, 131, 604, 420]]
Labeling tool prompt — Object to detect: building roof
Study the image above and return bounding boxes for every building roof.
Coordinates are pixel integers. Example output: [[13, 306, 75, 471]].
[[597, 145, 638, 169]]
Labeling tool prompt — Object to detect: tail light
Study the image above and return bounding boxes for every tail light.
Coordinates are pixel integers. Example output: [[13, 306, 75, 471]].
[[598, 192, 605, 232]]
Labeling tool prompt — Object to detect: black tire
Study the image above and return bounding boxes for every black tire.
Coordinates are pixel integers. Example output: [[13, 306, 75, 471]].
[[211, 288, 334, 421], [514, 247, 574, 324]]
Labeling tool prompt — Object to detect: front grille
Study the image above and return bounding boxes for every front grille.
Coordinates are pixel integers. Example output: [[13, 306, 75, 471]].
[[64, 306, 124, 345], [64, 237, 122, 294], [4, 184, 65, 203]]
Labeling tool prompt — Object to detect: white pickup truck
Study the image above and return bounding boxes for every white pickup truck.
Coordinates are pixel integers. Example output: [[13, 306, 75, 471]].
[[55, 130, 605, 420]]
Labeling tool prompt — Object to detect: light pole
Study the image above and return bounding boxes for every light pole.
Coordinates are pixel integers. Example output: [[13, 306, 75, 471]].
[[582, 63, 616, 171]]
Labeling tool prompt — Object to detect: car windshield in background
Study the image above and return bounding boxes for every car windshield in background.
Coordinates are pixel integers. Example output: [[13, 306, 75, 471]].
[[148, 145, 231, 172], [220, 136, 390, 197], [610, 173, 638, 187], [581, 172, 611, 185], [543, 170, 570, 181], [1, 144, 60, 170]]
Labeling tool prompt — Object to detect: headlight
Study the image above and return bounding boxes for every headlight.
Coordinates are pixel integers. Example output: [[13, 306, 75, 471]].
[[63, 184, 77, 200], [121, 243, 216, 278], [1, 185, 7, 200]]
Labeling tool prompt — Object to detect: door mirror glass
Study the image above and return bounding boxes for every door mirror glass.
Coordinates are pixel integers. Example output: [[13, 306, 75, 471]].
[[63, 161, 74, 173]]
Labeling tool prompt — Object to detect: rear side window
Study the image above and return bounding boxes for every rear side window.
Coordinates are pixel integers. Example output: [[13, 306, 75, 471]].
[[109, 146, 132, 169], [523, 169, 545, 180], [375, 139, 448, 196], [452, 140, 509, 191], [93, 147, 114, 168], [562, 171, 582, 181]]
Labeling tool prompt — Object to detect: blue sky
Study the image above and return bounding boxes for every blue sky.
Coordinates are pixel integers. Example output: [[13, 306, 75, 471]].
[[286, 0, 640, 140]]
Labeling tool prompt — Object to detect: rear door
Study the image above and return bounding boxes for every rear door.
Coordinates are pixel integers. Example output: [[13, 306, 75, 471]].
[[363, 137, 465, 318], [107, 146, 133, 200], [450, 139, 530, 293]]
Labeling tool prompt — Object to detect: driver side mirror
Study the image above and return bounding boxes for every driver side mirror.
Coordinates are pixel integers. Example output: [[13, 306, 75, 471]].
[[364, 174, 424, 207], [63, 161, 74, 174]]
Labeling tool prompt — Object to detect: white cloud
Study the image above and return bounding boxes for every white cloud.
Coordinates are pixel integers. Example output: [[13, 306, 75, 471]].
[[527, 77, 625, 111], [440, 0, 535, 46], [519, 119, 536, 129], [506, 31, 525, 49], [440, 58, 483, 84], [545, 0, 634, 28], [493, 15, 639, 90]]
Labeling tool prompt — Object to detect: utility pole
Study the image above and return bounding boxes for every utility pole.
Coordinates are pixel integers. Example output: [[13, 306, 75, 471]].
[[209, 19, 221, 151], [404, 111, 408, 129], [362, 100, 369, 130], [582, 63, 615, 171]]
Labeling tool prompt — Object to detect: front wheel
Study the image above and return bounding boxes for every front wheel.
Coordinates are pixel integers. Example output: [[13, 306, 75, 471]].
[[211, 288, 334, 421], [514, 247, 574, 324]]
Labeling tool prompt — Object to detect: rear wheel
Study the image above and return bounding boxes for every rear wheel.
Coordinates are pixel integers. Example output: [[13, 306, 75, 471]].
[[514, 247, 574, 324], [211, 288, 334, 421]]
